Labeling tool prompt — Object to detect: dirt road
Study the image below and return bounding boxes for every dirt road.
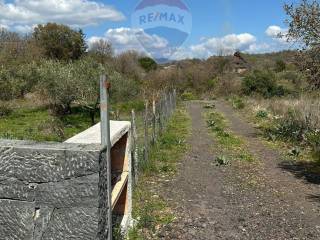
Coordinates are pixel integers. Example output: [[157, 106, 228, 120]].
[[158, 101, 320, 240]]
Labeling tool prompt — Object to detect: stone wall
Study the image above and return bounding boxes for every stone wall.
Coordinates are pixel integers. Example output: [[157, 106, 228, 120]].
[[0, 140, 109, 240]]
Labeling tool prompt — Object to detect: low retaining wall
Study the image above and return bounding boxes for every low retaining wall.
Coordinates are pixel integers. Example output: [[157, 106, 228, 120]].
[[0, 140, 109, 240]]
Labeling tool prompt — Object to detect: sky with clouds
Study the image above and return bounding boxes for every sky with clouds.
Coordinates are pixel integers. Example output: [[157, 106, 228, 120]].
[[0, 0, 301, 60]]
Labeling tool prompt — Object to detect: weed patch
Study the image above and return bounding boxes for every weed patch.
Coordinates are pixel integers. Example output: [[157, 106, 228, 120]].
[[206, 110, 255, 163], [129, 108, 191, 239]]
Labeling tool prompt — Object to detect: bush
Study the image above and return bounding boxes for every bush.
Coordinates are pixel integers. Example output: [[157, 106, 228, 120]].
[[0, 102, 12, 117], [275, 59, 286, 72], [181, 92, 196, 101], [230, 96, 245, 109], [256, 110, 268, 119], [37, 61, 80, 115], [242, 70, 285, 98], [306, 131, 320, 161], [265, 109, 312, 143], [0, 69, 16, 101], [0, 63, 41, 101], [138, 57, 157, 72]]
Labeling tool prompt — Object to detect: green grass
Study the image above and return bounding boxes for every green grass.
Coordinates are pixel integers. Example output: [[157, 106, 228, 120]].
[[0, 106, 100, 142], [128, 107, 191, 239], [205, 110, 254, 163]]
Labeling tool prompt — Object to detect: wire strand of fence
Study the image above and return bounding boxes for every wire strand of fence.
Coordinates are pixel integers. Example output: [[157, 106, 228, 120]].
[[130, 90, 177, 185]]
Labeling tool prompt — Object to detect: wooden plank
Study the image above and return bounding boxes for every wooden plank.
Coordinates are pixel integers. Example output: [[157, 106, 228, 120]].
[[111, 172, 128, 210]]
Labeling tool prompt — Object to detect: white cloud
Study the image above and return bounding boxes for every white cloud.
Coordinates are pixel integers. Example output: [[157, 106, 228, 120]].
[[88, 27, 168, 56], [266, 25, 283, 38], [173, 33, 257, 59], [246, 43, 271, 54], [265, 25, 289, 44], [0, 0, 125, 32], [89, 28, 293, 60]]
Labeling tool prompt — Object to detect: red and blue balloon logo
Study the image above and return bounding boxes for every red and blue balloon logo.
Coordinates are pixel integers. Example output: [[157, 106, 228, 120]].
[[132, 0, 192, 60]]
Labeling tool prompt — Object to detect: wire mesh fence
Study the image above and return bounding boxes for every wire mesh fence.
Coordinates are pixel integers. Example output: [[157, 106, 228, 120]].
[[130, 90, 177, 184]]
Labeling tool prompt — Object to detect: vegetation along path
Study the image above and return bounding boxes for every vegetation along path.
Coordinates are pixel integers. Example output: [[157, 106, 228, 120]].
[[157, 100, 320, 240]]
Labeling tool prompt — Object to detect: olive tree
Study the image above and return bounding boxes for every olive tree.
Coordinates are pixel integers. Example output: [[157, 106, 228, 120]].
[[37, 61, 80, 115]]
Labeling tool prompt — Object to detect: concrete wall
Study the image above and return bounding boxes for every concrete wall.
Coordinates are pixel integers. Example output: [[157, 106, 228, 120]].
[[0, 140, 109, 240]]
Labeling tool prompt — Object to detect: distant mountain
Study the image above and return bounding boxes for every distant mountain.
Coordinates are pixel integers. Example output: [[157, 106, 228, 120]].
[[155, 58, 171, 64]]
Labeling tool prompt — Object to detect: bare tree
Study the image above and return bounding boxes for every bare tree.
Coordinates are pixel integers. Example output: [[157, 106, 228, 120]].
[[89, 39, 113, 58]]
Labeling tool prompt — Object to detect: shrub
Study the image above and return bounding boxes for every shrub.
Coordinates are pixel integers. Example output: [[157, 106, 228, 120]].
[[138, 57, 157, 72], [37, 61, 80, 115], [275, 59, 286, 72], [215, 73, 242, 96], [230, 96, 245, 109], [0, 69, 16, 101], [242, 70, 285, 98], [0, 102, 12, 117], [306, 131, 320, 161], [256, 110, 268, 118], [181, 92, 196, 101], [0, 63, 41, 101], [207, 78, 217, 90]]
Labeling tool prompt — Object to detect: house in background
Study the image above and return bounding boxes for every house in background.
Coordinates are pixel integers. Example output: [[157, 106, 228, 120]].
[[232, 51, 250, 74]]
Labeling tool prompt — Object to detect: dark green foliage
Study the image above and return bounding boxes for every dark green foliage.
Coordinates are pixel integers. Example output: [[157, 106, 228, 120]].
[[138, 57, 157, 72], [306, 131, 320, 161], [256, 110, 268, 119], [242, 70, 286, 98], [181, 92, 196, 101], [215, 155, 230, 166], [33, 23, 87, 61], [275, 59, 286, 72], [264, 110, 312, 143], [0, 103, 12, 117]]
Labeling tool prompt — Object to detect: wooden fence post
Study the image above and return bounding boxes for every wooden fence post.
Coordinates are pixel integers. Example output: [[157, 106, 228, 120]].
[[116, 109, 120, 120], [158, 98, 163, 137], [164, 93, 168, 123], [131, 110, 139, 184], [144, 101, 149, 163], [174, 89, 177, 110], [99, 74, 112, 240], [152, 99, 156, 145]]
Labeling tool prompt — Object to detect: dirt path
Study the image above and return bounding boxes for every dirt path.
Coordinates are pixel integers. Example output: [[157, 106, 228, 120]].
[[158, 101, 320, 240]]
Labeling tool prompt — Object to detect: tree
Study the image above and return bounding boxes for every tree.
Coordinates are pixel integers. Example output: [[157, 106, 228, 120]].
[[37, 61, 80, 115], [138, 57, 157, 72], [33, 23, 87, 61], [89, 39, 113, 57], [284, 0, 320, 88]]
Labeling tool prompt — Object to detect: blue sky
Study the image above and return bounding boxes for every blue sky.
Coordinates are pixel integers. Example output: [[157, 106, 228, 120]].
[[0, 0, 303, 59], [85, 0, 288, 44]]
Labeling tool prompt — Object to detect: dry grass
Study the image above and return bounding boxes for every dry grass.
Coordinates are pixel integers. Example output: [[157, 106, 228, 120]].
[[247, 94, 320, 131]]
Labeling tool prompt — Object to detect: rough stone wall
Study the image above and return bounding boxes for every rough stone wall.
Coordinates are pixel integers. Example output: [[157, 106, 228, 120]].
[[0, 140, 109, 240]]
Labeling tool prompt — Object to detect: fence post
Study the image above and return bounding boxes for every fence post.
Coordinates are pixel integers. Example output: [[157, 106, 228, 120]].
[[158, 98, 163, 137], [152, 99, 156, 145], [164, 93, 168, 123], [131, 110, 138, 184], [116, 109, 120, 120], [144, 101, 149, 163], [173, 89, 177, 110], [99, 74, 112, 240]]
